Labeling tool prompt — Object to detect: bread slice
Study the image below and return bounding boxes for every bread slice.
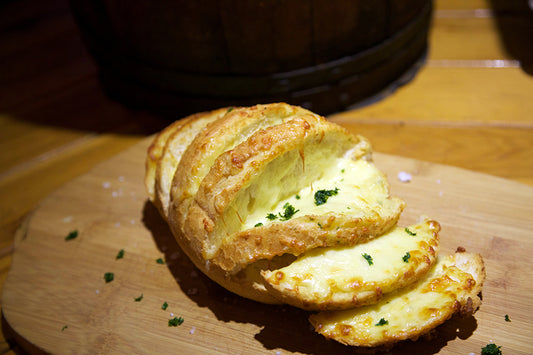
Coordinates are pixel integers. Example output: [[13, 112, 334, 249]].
[[168, 103, 319, 233], [145, 119, 190, 203], [261, 218, 440, 310], [181, 113, 405, 273], [154, 109, 227, 219], [309, 250, 485, 348]]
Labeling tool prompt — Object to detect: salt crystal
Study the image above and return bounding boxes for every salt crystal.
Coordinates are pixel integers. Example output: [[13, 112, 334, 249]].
[[118, 176, 125, 182], [62, 216, 73, 223], [397, 171, 412, 183], [102, 181, 111, 189], [436, 179, 441, 184], [115, 222, 121, 227], [189, 326, 196, 335], [112, 191, 119, 197], [130, 219, 135, 225], [95, 290, 100, 294]]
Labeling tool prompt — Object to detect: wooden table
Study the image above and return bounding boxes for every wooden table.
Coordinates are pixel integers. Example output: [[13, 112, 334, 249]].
[[1, 0, 532, 353]]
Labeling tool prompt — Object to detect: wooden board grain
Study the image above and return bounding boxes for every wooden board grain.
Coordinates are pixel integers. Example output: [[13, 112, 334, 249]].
[[2, 137, 533, 354]]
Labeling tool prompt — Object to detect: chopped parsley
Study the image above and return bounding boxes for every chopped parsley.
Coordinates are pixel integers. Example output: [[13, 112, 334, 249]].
[[405, 227, 417, 236], [402, 252, 411, 263], [104, 272, 114, 283], [168, 316, 184, 327], [375, 318, 388, 326], [65, 230, 78, 241], [317, 222, 322, 229], [254, 222, 263, 227], [504, 314, 511, 322], [295, 194, 301, 200], [314, 188, 339, 206], [341, 169, 345, 173], [162, 302, 168, 310], [61, 325, 68, 331], [362, 253, 373, 265], [481, 343, 502, 355], [134, 293, 143, 302], [227, 107, 234, 113], [266, 213, 278, 221], [279, 203, 299, 221], [156, 258, 165, 264], [116, 249, 125, 260]]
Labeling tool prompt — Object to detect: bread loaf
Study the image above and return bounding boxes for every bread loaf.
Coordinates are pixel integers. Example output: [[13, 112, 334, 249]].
[[145, 103, 485, 349]]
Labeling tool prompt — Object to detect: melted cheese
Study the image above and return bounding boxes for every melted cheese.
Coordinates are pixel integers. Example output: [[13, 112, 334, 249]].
[[239, 156, 388, 230], [262, 220, 439, 310], [309, 253, 483, 347]]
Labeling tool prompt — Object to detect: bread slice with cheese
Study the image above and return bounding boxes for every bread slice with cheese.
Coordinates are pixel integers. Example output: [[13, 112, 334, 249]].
[[309, 250, 485, 349], [262, 218, 440, 310], [169, 103, 319, 232], [176, 110, 405, 274]]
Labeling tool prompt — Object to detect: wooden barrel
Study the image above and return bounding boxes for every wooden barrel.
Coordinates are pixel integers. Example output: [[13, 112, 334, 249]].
[[70, 0, 432, 116]]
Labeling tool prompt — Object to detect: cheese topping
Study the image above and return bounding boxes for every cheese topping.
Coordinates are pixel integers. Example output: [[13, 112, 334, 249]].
[[309, 253, 483, 347], [240, 157, 388, 230], [262, 220, 439, 310]]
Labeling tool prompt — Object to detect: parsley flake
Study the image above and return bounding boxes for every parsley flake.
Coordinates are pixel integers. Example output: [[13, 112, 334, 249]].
[[362, 253, 373, 265], [104, 272, 114, 283], [402, 252, 411, 263], [504, 314, 511, 322], [162, 302, 168, 310], [481, 343, 502, 355], [156, 258, 165, 264], [266, 213, 278, 221], [254, 222, 263, 227], [116, 249, 125, 260], [405, 227, 417, 236], [134, 293, 143, 302], [65, 230, 78, 241], [227, 107, 234, 113], [375, 318, 388, 326], [295, 194, 301, 200], [168, 316, 184, 327], [61, 325, 68, 331], [279, 202, 299, 221], [314, 188, 339, 206]]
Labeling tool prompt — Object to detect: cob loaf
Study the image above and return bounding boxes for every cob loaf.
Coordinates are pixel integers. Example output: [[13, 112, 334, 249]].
[[145, 103, 485, 349]]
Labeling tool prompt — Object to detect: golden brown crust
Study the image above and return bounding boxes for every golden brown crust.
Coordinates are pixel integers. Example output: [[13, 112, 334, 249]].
[[145, 119, 190, 203], [153, 109, 227, 219]]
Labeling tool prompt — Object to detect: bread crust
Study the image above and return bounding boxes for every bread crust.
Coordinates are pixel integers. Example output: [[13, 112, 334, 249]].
[[154, 109, 226, 218], [145, 119, 190, 202]]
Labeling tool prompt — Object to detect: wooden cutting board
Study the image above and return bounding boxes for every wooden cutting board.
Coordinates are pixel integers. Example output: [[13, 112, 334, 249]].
[[2, 137, 533, 354]]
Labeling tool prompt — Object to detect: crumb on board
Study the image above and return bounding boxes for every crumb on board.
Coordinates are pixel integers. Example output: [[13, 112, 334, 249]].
[[397, 171, 412, 182]]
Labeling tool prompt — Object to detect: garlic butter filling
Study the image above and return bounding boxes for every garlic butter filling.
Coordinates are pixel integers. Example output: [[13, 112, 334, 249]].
[[241, 157, 388, 230]]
